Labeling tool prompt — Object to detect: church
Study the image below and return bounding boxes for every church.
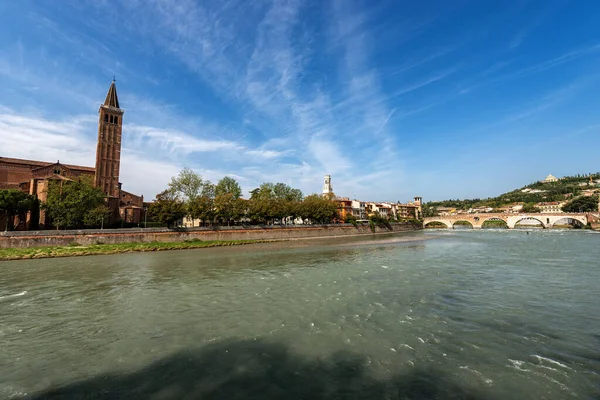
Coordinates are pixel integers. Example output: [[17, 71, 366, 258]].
[[0, 80, 144, 229]]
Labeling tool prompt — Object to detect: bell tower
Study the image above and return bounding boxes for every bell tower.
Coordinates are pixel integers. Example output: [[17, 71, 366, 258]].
[[322, 175, 333, 197], [95, 79, 124, 199]]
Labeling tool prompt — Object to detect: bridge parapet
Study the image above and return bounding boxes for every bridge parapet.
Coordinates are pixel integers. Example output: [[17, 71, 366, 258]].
[[423, 213, 588, 229]]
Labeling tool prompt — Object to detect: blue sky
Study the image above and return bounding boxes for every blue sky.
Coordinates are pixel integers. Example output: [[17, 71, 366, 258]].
[[1, 0, 599, 202]]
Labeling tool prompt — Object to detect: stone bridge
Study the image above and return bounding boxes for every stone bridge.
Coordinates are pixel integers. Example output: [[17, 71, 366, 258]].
[[423, 213, 590, 229]]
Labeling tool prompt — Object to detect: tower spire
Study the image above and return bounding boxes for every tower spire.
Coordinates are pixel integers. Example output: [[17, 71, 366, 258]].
[[103, 80, 120, 108], [95, 80, 124, 200]]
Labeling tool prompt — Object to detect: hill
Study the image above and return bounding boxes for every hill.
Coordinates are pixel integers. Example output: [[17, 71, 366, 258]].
[[425, 173, 600, 213]]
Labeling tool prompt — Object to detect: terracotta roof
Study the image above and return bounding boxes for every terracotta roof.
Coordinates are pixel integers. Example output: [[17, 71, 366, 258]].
[[0, 157, 95, 173]]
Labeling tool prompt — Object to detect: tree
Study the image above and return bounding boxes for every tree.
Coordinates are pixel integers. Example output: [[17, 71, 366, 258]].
[[147, 190, 186, 228], [422, 205, 438, 218], [44, 178, 107, 229], [562, 195, 598, 213], [168, 168, 204, 203], [214, 193, 235, 225], [188, 182, 215, 226], [214, 177, 243, 225], [215, 177, 242, 199], [83, 204, 111, 228], [299, 195, 338, 224], [521, 202, 541, 213], [232, 198, 248, 224], [0, 189, 38, 230]]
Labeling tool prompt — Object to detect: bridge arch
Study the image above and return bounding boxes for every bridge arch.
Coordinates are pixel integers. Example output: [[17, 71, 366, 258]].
[[512, 216, 546, 229], [452, 220, 474, 229], [481, 217, 508, 229], [424, 220, 451, 229], [550, 216, 586, 229]]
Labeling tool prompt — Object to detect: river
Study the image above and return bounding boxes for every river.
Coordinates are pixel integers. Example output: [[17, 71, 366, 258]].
[[1, 230, 599, 399]]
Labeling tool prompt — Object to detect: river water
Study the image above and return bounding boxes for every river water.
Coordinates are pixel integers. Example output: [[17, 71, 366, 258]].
[[1, 230, 599, 399]]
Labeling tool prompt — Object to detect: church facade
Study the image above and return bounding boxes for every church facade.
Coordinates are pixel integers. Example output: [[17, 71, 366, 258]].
[[0, 81, 144, 230]]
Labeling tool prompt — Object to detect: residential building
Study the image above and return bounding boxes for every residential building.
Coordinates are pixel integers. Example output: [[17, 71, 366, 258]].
[[536, 202, 565, 213], [336, 197, 353, 221], [351, 200, 366, 219]]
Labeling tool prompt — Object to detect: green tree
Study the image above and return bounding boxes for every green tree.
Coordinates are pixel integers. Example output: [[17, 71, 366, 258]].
[[215, 177, 242, 199], [0, 189, 38, 230], [562, 195, 598, 212], [422, 205, 438, 218], [214, 193, 235, 225], [188, 182, 215, 226], [83, 204, 111, 228], [147, 190, 186, 228], [299, 195, 338, 224], [44, 178, 107, 229], [168, 168, 204, 203], [214, 177, 243, 225], [232, 198, 248, 224], [521, 202, 541, 213]]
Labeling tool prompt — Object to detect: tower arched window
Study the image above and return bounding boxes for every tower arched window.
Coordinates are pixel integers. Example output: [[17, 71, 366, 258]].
[[110, 115, 114, 123], [114, 116, 118, 124], [104, 114, 108, 122]]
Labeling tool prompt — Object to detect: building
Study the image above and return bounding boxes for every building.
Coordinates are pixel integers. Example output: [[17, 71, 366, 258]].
[[0, 80, 144, 229], [536, 202, 565, 213], [394, 197, 422, 219], [336, 197, 353, 221], [351, 200, 367, 219], [542, 173, 559, 183]]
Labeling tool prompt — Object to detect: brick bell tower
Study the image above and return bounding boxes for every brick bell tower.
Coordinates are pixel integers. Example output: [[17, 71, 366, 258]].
[[95, 79, 124, 214]]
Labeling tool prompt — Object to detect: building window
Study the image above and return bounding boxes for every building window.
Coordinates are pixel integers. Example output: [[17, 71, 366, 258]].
[[104, 114, 108, 122], [110, 115, 113, 123], [114, 116, 118, 124]]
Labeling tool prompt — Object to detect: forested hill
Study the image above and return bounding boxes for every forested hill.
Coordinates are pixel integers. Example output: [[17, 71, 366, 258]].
[[426, 173, 600, 210]]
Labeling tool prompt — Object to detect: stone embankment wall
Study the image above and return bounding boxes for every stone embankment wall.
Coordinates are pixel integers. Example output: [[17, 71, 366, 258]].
[[0, 223, 420, 249]]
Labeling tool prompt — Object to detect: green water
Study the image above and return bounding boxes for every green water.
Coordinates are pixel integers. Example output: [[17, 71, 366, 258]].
[[1, 230, 599, 399]]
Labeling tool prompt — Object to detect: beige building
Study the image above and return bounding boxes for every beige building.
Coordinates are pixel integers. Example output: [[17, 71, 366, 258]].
[[536, 202, 565, 213], [542, 173, 559, 183]]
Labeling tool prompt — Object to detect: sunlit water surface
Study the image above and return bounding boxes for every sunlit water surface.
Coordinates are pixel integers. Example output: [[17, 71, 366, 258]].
[[1, 230, 599, 399]]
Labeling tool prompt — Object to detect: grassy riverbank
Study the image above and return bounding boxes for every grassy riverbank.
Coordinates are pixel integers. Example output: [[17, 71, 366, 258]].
[[0, 239, 282, 261]]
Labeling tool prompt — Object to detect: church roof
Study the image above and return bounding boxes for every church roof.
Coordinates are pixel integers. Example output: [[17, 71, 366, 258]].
[[0, 157, 95, 173], [103, 80, 120, 108], [545, 173, 557, 180]]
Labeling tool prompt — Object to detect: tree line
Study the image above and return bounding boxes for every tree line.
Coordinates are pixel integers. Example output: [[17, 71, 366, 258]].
[[0, 189, 39, 230], [148, 168, 339, 227], [0, 178, 110, 230]]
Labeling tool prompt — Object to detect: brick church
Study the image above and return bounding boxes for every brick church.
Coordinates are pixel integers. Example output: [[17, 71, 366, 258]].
[[0, 80, 144, 229]]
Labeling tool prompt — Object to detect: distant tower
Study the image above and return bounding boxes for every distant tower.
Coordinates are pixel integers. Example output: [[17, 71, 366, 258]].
[[322, 175, 333, 197], [95, 79, 124, 199], [414, 196, 423, 219]]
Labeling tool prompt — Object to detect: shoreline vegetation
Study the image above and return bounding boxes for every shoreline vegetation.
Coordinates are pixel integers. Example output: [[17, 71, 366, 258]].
[[0, 239, 284, 261]]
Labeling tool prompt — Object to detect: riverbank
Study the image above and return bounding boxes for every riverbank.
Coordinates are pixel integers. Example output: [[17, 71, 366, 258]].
[[0, 239, 282, 261], [0, 222, 421, 250]]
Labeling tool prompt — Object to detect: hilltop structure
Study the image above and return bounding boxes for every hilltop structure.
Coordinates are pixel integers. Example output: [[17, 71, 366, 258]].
[[0, 80, 143, 229], [542, 173, 559, 183]]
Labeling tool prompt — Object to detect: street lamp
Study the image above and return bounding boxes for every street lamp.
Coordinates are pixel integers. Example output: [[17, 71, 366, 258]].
[[144, 207, 148, 229]]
